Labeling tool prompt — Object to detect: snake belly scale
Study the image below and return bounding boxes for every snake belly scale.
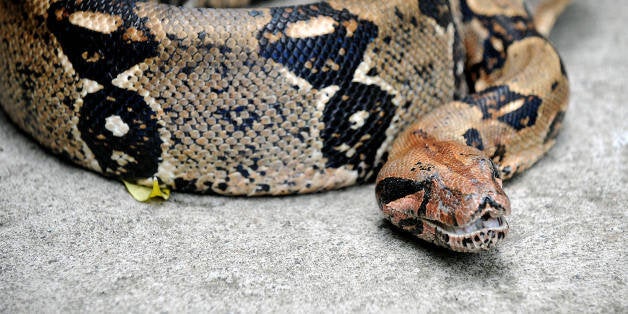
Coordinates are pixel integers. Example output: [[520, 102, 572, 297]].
[[0, 0, 569, 252]]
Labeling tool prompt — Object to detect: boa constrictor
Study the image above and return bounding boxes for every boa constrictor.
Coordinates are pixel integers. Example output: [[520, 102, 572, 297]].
[[0, 0, 569, 252]]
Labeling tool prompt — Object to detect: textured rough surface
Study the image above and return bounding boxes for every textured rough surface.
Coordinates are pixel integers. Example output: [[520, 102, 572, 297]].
[[0, 0, 626, 312], [0, 0, 463, 196]]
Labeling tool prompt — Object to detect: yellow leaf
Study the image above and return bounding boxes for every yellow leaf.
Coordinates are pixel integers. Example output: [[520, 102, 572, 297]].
[[123, 178, 170, 202]]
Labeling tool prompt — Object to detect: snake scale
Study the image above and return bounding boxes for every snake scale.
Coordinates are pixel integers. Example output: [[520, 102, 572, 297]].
[[0, 0, 569, 252]]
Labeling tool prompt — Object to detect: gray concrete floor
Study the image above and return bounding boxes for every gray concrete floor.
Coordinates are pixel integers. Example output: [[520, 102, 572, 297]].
[[1, 0, 626, 312]]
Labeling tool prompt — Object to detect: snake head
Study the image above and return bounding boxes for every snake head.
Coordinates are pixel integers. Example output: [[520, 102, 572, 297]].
[[376, 136, 510, 252]]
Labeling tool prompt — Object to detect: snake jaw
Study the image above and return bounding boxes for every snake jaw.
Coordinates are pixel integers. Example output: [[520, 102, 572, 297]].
[[429, 212, 509, 253], [378, 191, 510, 252]]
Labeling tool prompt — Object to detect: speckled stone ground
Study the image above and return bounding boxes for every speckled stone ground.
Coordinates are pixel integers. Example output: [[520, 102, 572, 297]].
[[0, 0, 626, 312]]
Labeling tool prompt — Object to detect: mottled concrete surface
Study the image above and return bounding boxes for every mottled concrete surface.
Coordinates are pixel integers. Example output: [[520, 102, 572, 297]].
[[0, 0, 626, 312]]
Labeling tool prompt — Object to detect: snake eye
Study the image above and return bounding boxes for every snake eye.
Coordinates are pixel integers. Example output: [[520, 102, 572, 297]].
[[375, 177, 429, 206]]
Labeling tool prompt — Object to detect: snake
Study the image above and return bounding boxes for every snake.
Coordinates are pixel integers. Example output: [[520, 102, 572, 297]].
[[0, 0, 569, 252]]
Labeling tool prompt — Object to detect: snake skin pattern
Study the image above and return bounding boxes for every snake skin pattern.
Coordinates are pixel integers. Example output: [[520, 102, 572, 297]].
[[0, 0, 569, 252]]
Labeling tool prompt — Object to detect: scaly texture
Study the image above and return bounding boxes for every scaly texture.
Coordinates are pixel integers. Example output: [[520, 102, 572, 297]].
[[0, 0, 569, 252], [376, 0, 569, 252], [0, 0, 465, 195]]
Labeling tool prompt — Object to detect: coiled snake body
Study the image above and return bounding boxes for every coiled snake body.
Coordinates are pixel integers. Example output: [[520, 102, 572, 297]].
[[0, 0, 569, 252]]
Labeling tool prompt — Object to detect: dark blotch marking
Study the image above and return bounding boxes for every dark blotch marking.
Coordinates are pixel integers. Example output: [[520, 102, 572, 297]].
[[216, 182, 228, 191], [375, 177, 432, 216], [462, 237, 473, 247], [463, 128, 485, 150], [410, 16, 418, 27], [181, 65, 195, 75], [418, 0, 452, 28], [460, 0, 540, 82], [174, 178, 199, 191], [462, 85, 543, 131], [321, 83, 396, 179], [394, 7, 404, 20], [47, 1, 158, 84], [408, 7, 461, 93], [491, 143, 507, 163], [257, 3, 378, 90], [256, 184, 271, 193], [47, 0, 162, 180], [366, 67, 379, 76], [77, 88, 161, 179], [236, 164, 250, 178]]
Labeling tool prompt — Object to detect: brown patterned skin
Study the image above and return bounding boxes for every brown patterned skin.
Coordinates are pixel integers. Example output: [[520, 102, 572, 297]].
[[0, 0, 568, 252], [0, 0, 465, 195], [376, 0, 569, 252]]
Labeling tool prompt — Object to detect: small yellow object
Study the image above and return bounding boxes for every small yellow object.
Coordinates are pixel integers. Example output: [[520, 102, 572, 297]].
[[123, 177, 170, 202]]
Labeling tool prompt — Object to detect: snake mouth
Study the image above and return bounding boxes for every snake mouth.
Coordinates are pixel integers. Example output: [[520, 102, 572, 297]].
[[423, 214, 509, 252], [445, 214, 507, 235]]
